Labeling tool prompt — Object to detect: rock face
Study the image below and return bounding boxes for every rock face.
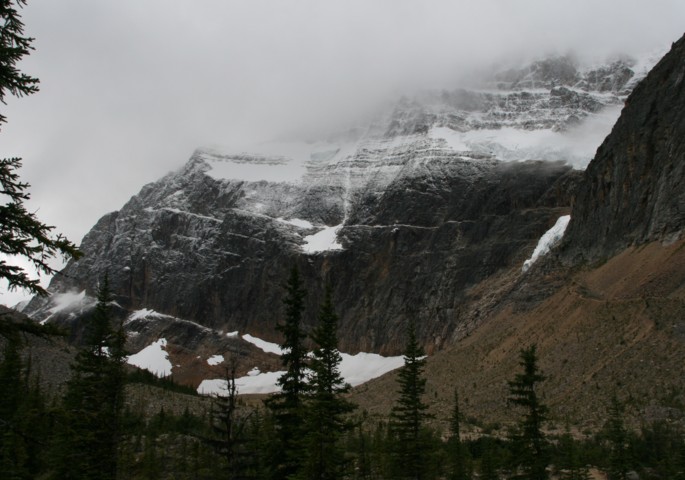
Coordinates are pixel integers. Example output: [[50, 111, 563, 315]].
[[562, 35, 685, 263], [26, 53, 654, 356]]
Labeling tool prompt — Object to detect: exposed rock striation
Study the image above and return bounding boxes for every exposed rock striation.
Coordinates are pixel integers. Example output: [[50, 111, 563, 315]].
[[562, 34, 685, 263]]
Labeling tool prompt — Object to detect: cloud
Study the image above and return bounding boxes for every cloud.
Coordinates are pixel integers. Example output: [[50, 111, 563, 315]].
[[1, 0, 684, 306]]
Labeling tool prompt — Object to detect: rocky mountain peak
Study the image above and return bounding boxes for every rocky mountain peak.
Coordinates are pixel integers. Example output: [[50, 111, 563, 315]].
[[21, 50, 664, 381]]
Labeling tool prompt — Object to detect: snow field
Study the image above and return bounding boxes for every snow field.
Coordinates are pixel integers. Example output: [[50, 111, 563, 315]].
[[302, 225, 344, 253], [198, 334, 405, 396], [126, 338, 173, 377]]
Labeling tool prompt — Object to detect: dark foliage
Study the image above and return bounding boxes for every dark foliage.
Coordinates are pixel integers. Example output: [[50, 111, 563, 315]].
[[298, 284, 356, 479], [50, 277, 126, 480], [264, 266, 310, 480], [389, 319, 435, 480], [507, 344, 549, 480]]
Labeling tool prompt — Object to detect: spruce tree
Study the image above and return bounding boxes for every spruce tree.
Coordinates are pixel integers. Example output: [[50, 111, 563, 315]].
[[0, 329, 29, 479], [265, 266, 310, 480], [299, 284, 356, 480], [389, 319, 433, 480], [208, 358, 252, 479], [507, 344, 549, 480], [0, 0, 80, 296], [478, 437, 501, 480], [556, 427, 592, 480], [51, 276, 126, 480], [605, 395, 629, 480], [0, 321, 52, 479], [448, 389, 471, 480]]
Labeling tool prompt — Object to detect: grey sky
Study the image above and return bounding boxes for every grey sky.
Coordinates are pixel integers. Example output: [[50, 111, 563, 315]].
[[2, 0, 684, 305]]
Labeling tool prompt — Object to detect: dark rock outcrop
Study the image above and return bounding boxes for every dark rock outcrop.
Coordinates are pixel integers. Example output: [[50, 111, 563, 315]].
[[562, 34, 685, 263]]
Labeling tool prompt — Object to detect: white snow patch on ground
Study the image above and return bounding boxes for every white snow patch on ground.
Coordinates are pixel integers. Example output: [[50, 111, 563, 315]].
[[127, 338, 173, 377], [198, 370, 286, 395], [198, 333, 405, 395], [226, 331, 239, 338], [276, 217, 314, 229], [242, 334, 284, 355], [522, 215, 571, 272], [302, 225, 343, 253], [339, 352, 405, 387], [207, 354, 224, 366]]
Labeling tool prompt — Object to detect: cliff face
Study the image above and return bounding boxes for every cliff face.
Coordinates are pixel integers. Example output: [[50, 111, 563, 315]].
[[354, 35, 685, 427], [31, 151, 576, 355], [562, 34, 685, 263]]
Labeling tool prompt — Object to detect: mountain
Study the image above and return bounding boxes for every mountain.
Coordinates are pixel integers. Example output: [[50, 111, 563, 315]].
[[22, 48, 676, 401], [562, 38, 685, 263], [353, 34, 685, 428]]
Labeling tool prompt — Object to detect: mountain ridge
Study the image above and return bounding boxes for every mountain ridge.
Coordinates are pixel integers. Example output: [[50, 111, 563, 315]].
[[20, 46, 681, 407]]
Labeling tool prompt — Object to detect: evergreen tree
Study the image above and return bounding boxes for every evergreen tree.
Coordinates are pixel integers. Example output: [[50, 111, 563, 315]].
[[299, 284, 356, 480], [448, 389, 471, 480], [389, 319, 433, 480], [605, 395, 630, 480], [479, 437, 501, 480], [0, 322, 51, 479], [556, 427, 592, 480], [0, 329, 29, 479], [208, 358, 253, 479], [0, 0, 80, 296], [265, 267, 310, 480], [50, 276, 126, 480], [507, 344, 549, 480], [350, 415, 372, 480]]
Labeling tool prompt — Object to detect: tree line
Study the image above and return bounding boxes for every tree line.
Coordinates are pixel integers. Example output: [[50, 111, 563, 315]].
[[2, 267, 685, 479]]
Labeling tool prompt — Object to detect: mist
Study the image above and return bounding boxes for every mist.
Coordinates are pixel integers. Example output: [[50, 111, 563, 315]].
[[1, 0, 684, 306]]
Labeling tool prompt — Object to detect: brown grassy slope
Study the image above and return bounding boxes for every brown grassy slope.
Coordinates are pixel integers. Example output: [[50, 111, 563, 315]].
[[350, 239, 685, 432]]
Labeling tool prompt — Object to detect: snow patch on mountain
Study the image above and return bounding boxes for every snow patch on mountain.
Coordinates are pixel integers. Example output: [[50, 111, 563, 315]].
[[198, 370, 285, 396], [127, 308, 164, 323], [207, 354, 224, 366], [127, 338, 172, 377], [338, 352, 405, 386], [197, 335, 405, 395], [199, 141, 344, 183], [430, 104, 622, 169], [303, 225, 344, 254], [242, 334, 284, 355], [522, 215, 571, 272]]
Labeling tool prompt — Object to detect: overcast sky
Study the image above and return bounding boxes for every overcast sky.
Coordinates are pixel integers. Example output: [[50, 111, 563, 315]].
[[2, 0, 684, 306]]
